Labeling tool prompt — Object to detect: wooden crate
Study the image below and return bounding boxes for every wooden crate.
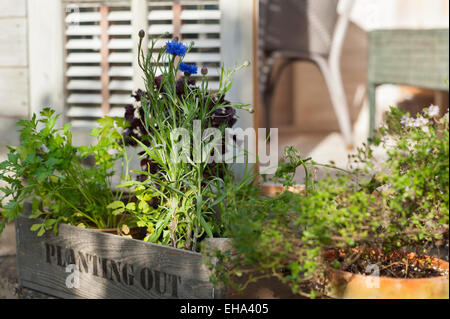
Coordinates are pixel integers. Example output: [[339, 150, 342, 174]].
[[15, 215, 223, 299]]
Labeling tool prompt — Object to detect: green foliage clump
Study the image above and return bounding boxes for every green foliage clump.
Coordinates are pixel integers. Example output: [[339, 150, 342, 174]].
[[0, 108, 130, 235], [108, 34, 251, 251], [213, 106, 449, 298]]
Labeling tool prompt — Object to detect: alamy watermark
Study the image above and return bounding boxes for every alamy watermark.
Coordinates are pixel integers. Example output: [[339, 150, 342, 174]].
[[65, 264, 80, 289], [365, 264, 380, 289], [169, 121, 279, 174]]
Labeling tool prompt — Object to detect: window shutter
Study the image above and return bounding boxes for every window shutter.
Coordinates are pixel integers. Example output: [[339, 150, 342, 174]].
[[64, 1, 133, 130], [64, 0, 222, 134], [148, 0, 222, 90]]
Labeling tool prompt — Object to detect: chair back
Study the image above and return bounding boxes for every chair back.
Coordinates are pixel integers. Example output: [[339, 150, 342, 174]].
[[260, 0, 339, 56]]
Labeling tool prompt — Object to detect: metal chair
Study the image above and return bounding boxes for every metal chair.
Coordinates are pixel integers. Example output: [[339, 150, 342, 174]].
[[259, 0, 355, 147]]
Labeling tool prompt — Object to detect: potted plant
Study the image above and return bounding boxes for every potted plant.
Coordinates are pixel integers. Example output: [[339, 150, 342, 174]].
[[106, 31, 252, 251], [211, 106, 449, 299], [0, 30, 252, 299]]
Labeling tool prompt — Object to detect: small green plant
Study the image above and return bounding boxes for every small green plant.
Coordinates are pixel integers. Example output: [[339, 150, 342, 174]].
[[213, 106, 449, 298], [0, 108, 131, 235]]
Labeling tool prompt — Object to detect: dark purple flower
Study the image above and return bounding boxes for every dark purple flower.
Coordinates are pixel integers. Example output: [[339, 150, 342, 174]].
[[123, 128, 138, 146], [136, 174, 147, 182], [175, 76, 196, 96], [212, 107, 237, 128], [125, 104, 135, 122], [154, 75, 164, 93]]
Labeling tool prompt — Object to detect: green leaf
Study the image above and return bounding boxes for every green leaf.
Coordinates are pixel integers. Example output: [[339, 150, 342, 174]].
[[30, 223, 41, 231], [107, 201, 125, 210], [37, 227, 45, 237], [112, 208, 125, 216]]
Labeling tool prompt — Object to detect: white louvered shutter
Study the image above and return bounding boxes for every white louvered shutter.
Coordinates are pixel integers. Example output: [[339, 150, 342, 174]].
[[148, 0, 221, 90], [64, 0, 222, 137], [64, 1, 133, 131]]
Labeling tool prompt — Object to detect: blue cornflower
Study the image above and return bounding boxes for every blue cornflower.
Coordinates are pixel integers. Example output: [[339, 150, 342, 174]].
[[179, 63, 198, 75], [166, 40, 187, 57]]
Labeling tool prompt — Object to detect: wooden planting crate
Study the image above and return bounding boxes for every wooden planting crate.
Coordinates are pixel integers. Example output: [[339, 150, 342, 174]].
[[15, 186, 303, 299], [15, 213, 223, 299]]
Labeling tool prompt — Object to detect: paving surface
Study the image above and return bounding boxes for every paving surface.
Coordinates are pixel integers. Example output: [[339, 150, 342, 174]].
[[0, 223, 56, 299]]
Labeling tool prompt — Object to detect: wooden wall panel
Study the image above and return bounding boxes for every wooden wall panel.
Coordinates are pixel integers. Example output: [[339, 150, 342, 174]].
[[0, 18, 28, 67], [0, 0, 26, 18], [0, 68, 29, 117]]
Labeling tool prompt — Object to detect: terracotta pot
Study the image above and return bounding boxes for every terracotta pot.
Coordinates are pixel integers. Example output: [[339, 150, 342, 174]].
[[325, 251, 449, 299], [260, 184, 305, 197]]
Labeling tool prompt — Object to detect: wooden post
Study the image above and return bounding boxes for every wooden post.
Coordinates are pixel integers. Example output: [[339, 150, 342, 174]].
[[173, 1, 182, 78], [219, 0, 255, 180], [132, 0, 148, 91], [252, 0, 259, 175], [100, 4, 110, 116], [27, 0, 65, 122], [173, 1, 182, 40]]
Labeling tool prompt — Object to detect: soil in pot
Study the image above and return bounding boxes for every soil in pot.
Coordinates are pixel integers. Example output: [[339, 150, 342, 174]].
[[91, 213, 147, 240], [94, 223, 147, 240], [324, 249, 449, 299]]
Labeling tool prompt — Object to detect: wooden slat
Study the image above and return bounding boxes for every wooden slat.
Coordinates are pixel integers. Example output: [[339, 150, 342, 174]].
[[66, 12, 100, 23], [148, 10, 173, 20], [67, 66, 102, 77], [66, 39, 102, 50], [67, 53, 102, 63], [150, 53, 221, 63], [67, 80, 102, 90], [108, 107, 125, 117], [108, 24, 132, 35], [180, 10, 220, 20], [67, 106, 103, 117], [182, 53, 221, 63], [108, 11, 132, 21], [70, 119, 98, 128], [150, 38, 221, 49], [148, 24, 173, 35], [67, 94, 103, 104], [109, 80, 133, 91], [109, 66, 133, 77], [181, 24, 220, 34], [109, 39, 133, 49], [66, 25, 101, 36], [109, 94, 134, 104], [190, 39, 221, 48], [108, 53, 133, 63]]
